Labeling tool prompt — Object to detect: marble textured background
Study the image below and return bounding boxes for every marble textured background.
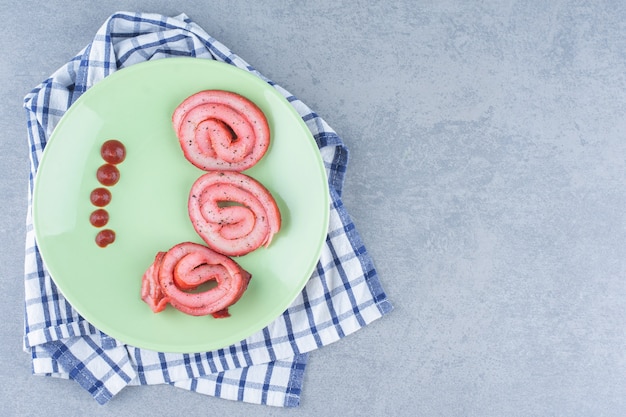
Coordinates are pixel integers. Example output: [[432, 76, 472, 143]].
[[1, 1, 625, 416]]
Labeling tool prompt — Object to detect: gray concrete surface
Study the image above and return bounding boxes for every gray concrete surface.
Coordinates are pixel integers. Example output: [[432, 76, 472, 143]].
[[2, 1, 625, 416]]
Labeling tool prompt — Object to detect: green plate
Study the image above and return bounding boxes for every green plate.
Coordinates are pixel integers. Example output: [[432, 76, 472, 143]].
[[32, 58, 329, 353]]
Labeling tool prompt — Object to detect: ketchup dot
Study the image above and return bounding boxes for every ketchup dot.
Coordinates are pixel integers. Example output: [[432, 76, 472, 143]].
[[90, 187, 112, 207], [101, 139, 126, 164], [97, 164, 120, 186], [90, 209, 109, 227], [95, 229, 116, 248]]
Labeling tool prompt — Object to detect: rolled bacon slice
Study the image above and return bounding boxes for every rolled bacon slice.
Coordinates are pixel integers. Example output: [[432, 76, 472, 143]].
[[172, 90, 270, 171], [188, 171, 281, 257], [140, 242, 252, 318]]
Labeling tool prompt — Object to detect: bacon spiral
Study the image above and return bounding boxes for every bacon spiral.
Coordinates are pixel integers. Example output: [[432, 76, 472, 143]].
[[188, 171, 281, 257], [141, 242, 252, 318], [172, 90, 270, 171]]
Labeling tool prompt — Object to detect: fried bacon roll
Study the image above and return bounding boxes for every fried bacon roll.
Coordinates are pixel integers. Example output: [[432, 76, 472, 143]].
[[188, 171, 281, 257], [141, 242, 252, 318], [172, 90, 270, 171]]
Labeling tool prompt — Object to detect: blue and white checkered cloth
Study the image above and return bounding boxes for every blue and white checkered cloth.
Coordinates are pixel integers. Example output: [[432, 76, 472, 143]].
[[22, 11, 392, 407]]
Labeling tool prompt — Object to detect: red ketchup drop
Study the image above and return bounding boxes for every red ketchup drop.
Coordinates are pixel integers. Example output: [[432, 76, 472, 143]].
[[90, 209, 109, 227], [95, 229, 116, 248], [97, 164, 120, 186], [91, 139, 125, 247], [101, 139, 126, 165], [90, 187, 112, 207]]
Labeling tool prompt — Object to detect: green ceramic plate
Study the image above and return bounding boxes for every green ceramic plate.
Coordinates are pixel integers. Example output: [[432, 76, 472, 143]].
[[32, 58, 329, 353]]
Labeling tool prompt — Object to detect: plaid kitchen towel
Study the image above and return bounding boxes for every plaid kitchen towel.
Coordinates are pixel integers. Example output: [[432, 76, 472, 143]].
[[22, 11, 392, 407]]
